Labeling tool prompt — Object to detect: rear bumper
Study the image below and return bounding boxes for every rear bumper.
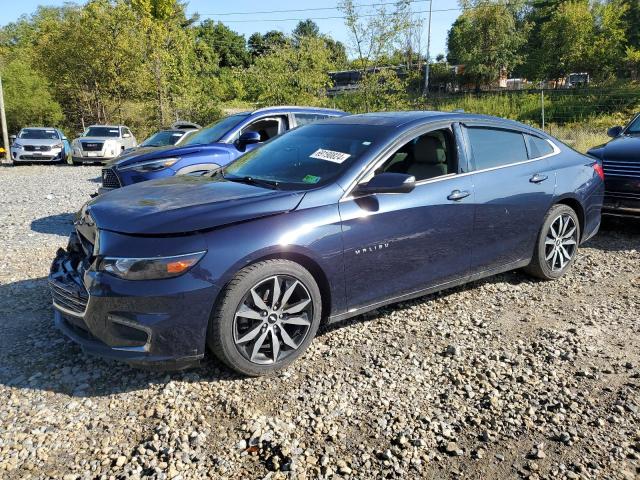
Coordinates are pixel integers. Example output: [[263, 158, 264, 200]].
[[49, 238, 219, 369]]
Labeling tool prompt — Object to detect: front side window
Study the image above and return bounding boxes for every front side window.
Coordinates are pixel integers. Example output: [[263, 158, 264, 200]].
[[241, 116, 288, 141], [223, 124, 386, 190], [85, 127, 120, 137], [377, 128, 457, 182], [466, 127, 528, 171], [19, 129, 59, 140]]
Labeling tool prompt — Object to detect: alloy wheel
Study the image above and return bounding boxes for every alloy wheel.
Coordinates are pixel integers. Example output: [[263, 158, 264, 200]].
[[544, 214, 578, 272], [233, 275, 313, 365]]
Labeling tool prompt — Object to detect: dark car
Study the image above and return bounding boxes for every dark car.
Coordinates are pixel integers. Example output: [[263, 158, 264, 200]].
[[587, 114, 640, 217], [129, 122, 201, 152], [49, 112, 604, 376], [99, 106, 345, 193]]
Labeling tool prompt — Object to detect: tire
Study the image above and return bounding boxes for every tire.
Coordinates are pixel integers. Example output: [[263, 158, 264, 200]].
[[208, 259, 322, 376], [524, 204, 581, 280]]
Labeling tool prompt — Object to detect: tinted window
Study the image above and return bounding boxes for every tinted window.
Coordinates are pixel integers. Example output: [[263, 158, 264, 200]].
[[467, 127, 528, 170], [627, 115, 640, 134], [19, 129, 59, 140], [85, 127, 120, 137], [140, 130, 185, 147], [224, 124, 385, 190], [295, 113, 329, 127], [184, 114, 249, 145], [525, 134, 555, 159]]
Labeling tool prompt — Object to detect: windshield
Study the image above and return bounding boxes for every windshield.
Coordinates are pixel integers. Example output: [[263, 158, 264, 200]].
[[85, 127, 120, 137], [140, 130, 185, 147], [19, 129, 59, 140], [223, 124, 383, 190], [626, 115, 640, 134], [183, 114, 249, 145]]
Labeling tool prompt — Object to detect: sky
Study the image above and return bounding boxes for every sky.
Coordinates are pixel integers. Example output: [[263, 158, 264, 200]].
[[0, 0, 461, 59]]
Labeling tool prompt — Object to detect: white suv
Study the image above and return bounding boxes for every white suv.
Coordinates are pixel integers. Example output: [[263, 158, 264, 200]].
[[71, 125, 137, 165]]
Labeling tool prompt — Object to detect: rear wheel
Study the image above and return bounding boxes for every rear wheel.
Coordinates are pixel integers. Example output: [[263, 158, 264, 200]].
[[207, 260, 322, 376], [525, 204, 580, 280]]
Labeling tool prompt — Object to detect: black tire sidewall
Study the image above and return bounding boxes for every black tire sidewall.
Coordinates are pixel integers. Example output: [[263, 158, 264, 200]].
[[208, 260, 322, 376], [535, 205, 581, 280]]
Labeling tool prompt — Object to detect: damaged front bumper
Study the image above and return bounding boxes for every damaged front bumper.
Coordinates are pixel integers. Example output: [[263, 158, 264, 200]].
[[48, 232, 219, 369]]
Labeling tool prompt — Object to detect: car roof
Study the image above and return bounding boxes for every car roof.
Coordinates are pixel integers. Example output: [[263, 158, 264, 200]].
[[87, 124, 124, 128], [321, 111, 544, 133], [249, 106, 345, 116], [21, 127, 59, 131]]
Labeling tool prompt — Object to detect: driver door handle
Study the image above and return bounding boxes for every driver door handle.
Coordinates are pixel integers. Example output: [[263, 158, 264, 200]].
[[529, 173, 549, 183], [447, 189, 471, 201]]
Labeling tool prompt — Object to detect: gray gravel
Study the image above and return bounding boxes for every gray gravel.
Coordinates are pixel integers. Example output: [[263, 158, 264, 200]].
[[1, 165, 639, 479]]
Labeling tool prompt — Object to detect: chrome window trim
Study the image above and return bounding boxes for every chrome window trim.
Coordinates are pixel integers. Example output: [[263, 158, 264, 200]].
[[340, 127, 561, 202]]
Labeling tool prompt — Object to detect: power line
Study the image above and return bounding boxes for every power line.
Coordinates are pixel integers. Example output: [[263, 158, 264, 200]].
[[200, 0, 432, 17]]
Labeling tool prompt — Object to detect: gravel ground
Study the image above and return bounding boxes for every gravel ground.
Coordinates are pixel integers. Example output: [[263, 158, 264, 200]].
[[0, 165, 639, 480]]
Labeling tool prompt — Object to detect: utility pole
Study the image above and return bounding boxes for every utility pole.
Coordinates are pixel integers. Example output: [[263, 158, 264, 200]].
[[0, 74, 9, 163], [423, 0, 432, 95]]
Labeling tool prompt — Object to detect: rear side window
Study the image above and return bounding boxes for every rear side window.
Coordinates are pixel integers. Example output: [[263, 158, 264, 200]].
[[466, 127, 528, 170], [295, 113, 329, 127], [525, 134, 555, 159]]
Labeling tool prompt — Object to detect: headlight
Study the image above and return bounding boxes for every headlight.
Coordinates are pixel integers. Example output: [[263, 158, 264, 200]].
[[52, 143, 63, 149], [98, 251, 206, 280], [12, 142, 23, 148], [118, 157, 180, 172]]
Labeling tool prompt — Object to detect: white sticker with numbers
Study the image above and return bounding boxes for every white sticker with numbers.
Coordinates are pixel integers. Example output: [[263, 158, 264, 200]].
[[309, 148, 351, 163]]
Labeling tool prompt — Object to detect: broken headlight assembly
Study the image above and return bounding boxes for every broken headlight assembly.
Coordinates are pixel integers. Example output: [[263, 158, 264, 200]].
[[98, 251, 205, 280]]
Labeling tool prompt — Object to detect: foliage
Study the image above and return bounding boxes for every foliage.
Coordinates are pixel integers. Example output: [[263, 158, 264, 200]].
[[196, 20, 249, 68], [244, 37, 333, 105]]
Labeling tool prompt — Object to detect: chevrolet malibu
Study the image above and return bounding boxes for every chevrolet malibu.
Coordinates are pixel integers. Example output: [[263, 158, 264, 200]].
[[49, 112, 604, 376]]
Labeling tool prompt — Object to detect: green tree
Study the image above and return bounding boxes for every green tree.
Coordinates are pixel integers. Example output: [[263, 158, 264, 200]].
[[244, 36, 332, 105], [196, 20, 249, 68], [293, 19, 320, 40], [447, 1, 528, 91], [1, 57, 63, 133], [248, 30, 288, 57]]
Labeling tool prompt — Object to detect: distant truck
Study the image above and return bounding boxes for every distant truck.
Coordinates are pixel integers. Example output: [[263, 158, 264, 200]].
[[565, 73, 589, 88], [71, 125, 137, 165]]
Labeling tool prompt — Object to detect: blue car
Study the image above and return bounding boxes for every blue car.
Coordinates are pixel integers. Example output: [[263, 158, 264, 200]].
[[99, 106, 345, 193], [587, 113, 640, 217], [50, 112, 604, 375]]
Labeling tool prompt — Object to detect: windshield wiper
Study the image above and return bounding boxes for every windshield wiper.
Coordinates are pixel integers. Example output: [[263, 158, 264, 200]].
[[224, 174, 280, 190]]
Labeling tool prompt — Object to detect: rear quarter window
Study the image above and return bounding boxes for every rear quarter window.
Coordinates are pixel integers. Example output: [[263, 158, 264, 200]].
[[525, 134, 555, 159]]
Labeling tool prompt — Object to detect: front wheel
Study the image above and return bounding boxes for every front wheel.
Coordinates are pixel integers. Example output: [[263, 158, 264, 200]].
[[524, 204, 581, 280], [207, 260, 322, 376]]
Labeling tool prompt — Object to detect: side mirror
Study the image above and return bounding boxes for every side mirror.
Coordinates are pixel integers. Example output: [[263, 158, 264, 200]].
[[607, 126, 623, 138], [355, 172, 416, 196], [238, 131, 261, 146], [122, 133, 131, 138]]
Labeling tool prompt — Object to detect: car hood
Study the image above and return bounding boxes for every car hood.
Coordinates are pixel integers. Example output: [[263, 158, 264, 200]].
[[14, 138, 62, 147], [106, 143, 232, 169], [590, 134, 640, 161], [86, 176, 305, 235]]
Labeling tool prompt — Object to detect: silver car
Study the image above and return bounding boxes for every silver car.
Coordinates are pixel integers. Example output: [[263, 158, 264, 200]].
[[71, 125, 137, 165], [10, 127, 70, 164]]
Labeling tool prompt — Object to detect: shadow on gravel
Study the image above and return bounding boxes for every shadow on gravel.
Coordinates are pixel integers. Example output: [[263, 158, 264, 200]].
[[30, 213, 75, 237], [88, 175, 102, 183], [584, 216, 640, 252]]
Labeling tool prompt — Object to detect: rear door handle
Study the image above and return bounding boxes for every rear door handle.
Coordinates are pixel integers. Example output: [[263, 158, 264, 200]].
[[447, 189, 471, 201], [529, 173, 548, 183]]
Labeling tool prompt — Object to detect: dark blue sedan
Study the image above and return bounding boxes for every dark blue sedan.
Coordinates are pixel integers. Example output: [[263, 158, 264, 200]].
[[587, 113, 640, 217], [99, 106, 345, 193], [50, 112, 604, 375]]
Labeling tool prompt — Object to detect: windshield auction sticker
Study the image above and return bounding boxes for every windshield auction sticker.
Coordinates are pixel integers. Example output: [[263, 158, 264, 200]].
[[310, 148, 351, 163]]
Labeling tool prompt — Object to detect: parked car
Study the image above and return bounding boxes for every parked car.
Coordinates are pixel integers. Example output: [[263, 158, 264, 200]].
[[98, 106, 345, 193], [71, 125, 137, 165], [587, 113, 640, 217], [9, 127, 70, 164], [49, 112, 604, 375], [122, 122, 201, 155]]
